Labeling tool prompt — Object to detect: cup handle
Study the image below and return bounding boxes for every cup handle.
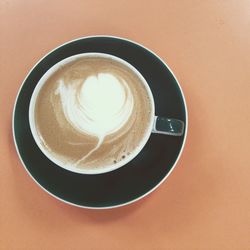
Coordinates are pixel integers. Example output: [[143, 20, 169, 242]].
[[152, 116, 185, 136]]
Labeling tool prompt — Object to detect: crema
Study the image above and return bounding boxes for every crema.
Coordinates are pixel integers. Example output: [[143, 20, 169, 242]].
[[34, 56, 152, 170]]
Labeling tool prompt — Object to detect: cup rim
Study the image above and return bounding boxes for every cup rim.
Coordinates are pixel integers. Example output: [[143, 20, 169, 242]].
[[13, 35, 188, 209], [28, 52, 155, 175]]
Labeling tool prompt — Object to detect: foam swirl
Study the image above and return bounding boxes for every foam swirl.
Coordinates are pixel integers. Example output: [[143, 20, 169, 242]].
[[55, 73, 134, 163]]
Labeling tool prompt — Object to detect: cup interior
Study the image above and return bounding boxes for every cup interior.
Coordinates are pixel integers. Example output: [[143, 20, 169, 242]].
[[29, 52, 155, 174]]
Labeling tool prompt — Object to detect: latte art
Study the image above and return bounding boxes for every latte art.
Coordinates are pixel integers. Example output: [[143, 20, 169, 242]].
[[34, 56, 153, 170], [55, 73, 134, 163]]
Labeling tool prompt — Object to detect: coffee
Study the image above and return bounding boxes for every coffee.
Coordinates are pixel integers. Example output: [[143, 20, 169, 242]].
[[33, 55, 153, 171]]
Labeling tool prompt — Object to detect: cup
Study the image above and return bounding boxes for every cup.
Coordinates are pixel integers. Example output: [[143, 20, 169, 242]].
[[29, 53, 184, 174]]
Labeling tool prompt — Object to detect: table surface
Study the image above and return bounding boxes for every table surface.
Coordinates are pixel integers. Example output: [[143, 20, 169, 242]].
[[1, 1, 250, 249]]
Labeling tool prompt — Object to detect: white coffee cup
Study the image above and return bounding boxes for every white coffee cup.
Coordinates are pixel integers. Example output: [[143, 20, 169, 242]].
[[29, 53, 184, 174]]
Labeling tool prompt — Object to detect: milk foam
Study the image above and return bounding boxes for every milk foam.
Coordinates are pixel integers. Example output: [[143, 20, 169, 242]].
[[33, 56, 153, 172], [55, 72, 134, 163]]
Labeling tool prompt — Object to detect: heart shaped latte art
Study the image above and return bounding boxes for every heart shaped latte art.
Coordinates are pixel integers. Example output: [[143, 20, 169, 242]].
[[55, 73, 134, 163]]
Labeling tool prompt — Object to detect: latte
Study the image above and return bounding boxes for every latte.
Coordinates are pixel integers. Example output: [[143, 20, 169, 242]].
[[32, 55, 153, 171]]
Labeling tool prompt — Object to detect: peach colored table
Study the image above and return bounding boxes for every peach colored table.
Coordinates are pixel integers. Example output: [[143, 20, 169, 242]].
[[1, 1, 250, 249]]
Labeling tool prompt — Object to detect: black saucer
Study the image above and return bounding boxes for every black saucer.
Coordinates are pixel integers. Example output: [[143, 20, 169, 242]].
[[13, 36, 187, 208]]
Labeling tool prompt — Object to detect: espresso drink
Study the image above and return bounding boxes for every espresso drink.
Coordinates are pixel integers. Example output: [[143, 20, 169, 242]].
[[34, 56, 152, 170]]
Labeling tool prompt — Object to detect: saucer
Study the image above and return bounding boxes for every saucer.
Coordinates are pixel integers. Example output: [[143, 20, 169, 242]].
[[13, 36, 187, 209]]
